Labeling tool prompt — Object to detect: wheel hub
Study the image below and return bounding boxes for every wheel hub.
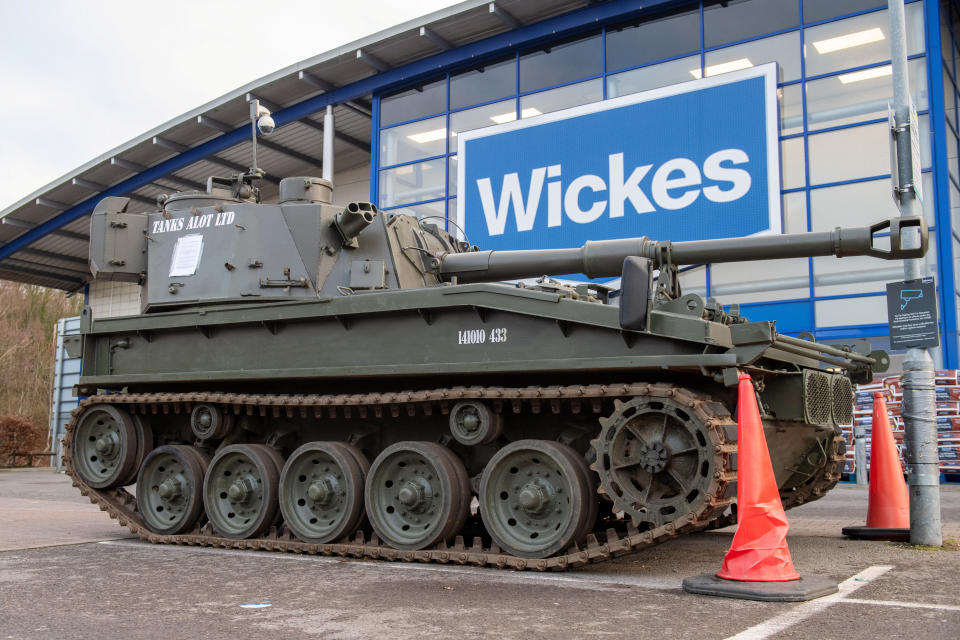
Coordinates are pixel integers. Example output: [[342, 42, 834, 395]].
[[95, 434, 117, 457], [397, 480, 425, 508], [638, 442, 669, 474], [227, 477, 255, 503], [157, 478, 181, 500], [518, 482, 548, 514], [306, 478, 334, 505], [196, 410, 213, 429], [459, 410, 480, 434]]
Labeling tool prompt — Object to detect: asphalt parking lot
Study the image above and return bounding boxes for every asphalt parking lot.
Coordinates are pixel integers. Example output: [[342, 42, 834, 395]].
[[0, 470, 958, 640]]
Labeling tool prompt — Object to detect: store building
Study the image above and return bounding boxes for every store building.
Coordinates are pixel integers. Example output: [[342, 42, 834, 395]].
[[1, 0, 958, 371]]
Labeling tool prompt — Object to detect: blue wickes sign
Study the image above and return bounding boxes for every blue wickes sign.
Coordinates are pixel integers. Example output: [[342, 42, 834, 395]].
[[456, 64, 781, 263]]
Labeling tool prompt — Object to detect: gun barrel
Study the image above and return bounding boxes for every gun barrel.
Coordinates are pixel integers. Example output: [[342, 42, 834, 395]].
[[438, 216, 927, 283]]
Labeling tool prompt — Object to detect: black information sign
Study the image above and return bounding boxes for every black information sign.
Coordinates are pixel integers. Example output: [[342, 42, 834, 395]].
[[886, 277, 939, 349]]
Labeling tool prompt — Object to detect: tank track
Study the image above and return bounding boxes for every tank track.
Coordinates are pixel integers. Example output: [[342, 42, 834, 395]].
[[703, 431, 847, 530], [63, 383, 738, 571]]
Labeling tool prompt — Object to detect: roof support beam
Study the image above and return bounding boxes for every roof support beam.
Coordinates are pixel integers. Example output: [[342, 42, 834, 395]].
[[489, 2, 523, 29], [420, 26, 454, 51], [298, 118, 369, 152], [3, 257, 89, 280], [36, 197, 70, 211], [74, 177, 157, 207], [356, 48, 391, 73], [2, 217, 87, 241], [111, 157, 147, 172], [0, 262, 84, 287], [0, 0, 665, 266], [297, 72, 372, 118], [18, 247, 89, 266], [488, 2, 521, 29], [199, 112, 323, 166], [153, 136, 281, 185]]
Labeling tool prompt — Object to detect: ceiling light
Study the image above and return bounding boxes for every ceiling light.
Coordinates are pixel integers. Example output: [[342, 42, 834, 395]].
[[812, 28, 885, 54], [838, 65, 892, 84], [490, 111, 516, 124], [689, 58, 753, 79], [407, 128, 447, 144], [490, 107, 542, 124]]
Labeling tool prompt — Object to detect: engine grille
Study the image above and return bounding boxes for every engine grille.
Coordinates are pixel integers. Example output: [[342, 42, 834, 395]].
[[831, 375, 854, 425], [803, 370, 832, 426]]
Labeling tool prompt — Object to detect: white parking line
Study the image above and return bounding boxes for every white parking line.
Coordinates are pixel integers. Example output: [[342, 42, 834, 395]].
[[841, 598, 960, 612], [97, 539, 680, 590], [724, 565, 894, 640]]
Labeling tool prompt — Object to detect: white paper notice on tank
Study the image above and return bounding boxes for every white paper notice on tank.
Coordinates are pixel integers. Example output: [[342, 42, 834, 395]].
[[169, 234, 204, 277]]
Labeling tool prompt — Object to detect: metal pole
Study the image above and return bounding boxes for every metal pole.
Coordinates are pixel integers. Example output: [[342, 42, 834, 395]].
[[322, 105, 335, 183], [855, 425, 868, 486], [888, 0, 942, 546]]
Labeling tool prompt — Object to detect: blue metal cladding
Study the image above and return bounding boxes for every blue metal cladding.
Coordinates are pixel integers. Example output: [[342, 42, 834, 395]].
[[924, 0, 959, 367]]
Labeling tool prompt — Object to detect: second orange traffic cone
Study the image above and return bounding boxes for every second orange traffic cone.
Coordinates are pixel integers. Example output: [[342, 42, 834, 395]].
[[842, 392, 910, 541]]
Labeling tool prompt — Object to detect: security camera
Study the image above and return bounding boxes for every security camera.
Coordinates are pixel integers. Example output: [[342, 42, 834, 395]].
[[257, 114, 275, 135]]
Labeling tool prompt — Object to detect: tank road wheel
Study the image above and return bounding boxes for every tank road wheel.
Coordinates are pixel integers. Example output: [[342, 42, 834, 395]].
[[122, 415, 154, 486], [72, 404, 140, 489], [137, 445, 209, 535], [203, 444, 283, 540], [364, 442, 469, 551], [479, 440, 596, 559], [591, 390, 726, 529], [279, 442, 368, 544]]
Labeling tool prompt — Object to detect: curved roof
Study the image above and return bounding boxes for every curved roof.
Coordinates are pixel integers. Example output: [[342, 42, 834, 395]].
[[0, 0, 674, 290]]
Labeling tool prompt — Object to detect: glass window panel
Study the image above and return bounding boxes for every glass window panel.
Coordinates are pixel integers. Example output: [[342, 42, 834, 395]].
[[520, 79, 604, 116], [711, 257, 810, 303], [450, 57, 516, 110], [944, 67, 957, 131], [703, 0, 799, 48], [704, 32, 801, 83], [519, 34, 602, 93], [781, 137, 805, 190], [954, 238, 960, 299], [805, 57, 927, 131], [782, 191, 808, 234], [448, 100, 515, 148], [919, 113, 931, 169], [803, 5, 924, 77], [678, 265, 706, 295], [780, 84, 803, 135], [810, 177, 932, 232], [802, 0, 884, 23], [379, 116, 446, 168], [951, 181, 960, 238], [378, 158, 446, 209], [380, 78, 447, 127], [383, 200, 446, 222], [606, 56, 701, 98], [815, 296, 887, 327], [605, 8, 700, 72], [808, 121, 889, 184], [950, 128, 960, 187], [448, 154, 457, 197]]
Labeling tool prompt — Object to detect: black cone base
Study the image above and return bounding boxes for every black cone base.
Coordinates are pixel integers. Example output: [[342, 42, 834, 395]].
[[682, 573, 838, 602], [841, 525, 910, 542]]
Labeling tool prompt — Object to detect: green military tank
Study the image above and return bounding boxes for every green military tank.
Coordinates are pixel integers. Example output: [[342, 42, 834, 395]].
[[64, 167, 925, 569]]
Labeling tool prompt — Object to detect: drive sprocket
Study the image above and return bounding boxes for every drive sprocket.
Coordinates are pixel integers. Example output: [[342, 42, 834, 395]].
[[590, 385, 737, 529]]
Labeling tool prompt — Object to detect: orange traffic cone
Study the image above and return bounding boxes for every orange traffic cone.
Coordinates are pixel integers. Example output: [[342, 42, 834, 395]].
[[716, 373, 799, 582], [683, 373, 837, 601], [842, 392, 910, 541]]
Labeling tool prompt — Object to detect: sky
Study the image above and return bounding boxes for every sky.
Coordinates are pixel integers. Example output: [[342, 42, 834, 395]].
[[0, 0, 463, 211]]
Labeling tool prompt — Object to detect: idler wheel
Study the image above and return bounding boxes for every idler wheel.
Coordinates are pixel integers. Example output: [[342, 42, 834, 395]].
[[364, 442, 469, 551], [479, 440, 596, 559], [203, 444, 283, 539], [279, 442, 368, 544], [72, 404, 140, 489], [136, 445, 210, 535]]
